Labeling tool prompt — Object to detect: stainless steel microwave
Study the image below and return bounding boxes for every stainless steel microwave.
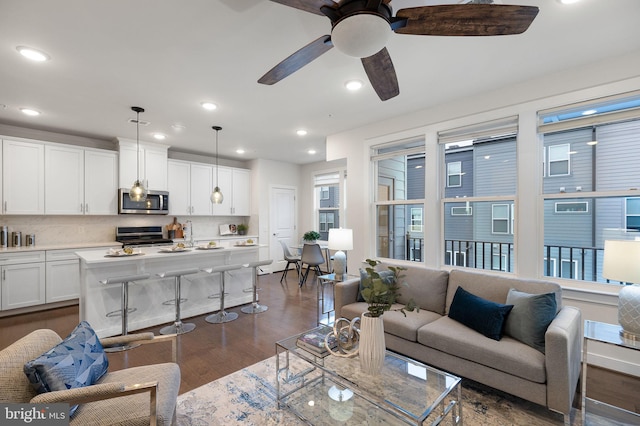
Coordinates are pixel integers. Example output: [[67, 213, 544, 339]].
[[118, 189, 169, 215]]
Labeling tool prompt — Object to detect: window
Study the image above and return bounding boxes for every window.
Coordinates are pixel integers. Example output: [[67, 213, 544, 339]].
[[314, 171, 344, 240], [410, 207, 423, 232], [372, 139, 425, 262], [451, 206, 472, 216], [492, 204, 510, 234], [319, 212, 335, 232], [626, 198, 640, 230], [447, 161, 462, 187], [548, 144, 570, 176], [445, 250, 467, 266], [320, 186, 329, 200], [539, 91, 640, 285]]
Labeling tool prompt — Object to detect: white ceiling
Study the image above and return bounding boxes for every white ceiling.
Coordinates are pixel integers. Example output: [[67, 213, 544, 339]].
[[1, 0, 639, 164]]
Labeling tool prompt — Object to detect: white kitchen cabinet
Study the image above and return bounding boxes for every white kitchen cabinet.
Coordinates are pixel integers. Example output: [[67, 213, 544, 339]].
[[167, 159, 212, 216], [2, 139, 45, 214], [0, 251, 46, 310], [45, 145, 118, 215], [45, 249, 80, 303], [118, 139, 168, 191], [211, 166, 250, 216]]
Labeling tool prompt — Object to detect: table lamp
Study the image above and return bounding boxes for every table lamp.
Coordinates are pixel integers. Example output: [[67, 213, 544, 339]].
[[329, 228, 353, 281], [602, 239, 640, 340]]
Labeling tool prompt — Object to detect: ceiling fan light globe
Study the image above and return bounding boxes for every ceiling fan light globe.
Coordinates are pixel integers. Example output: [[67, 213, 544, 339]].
[[211, 187, 224, 204], [129, 180, 148, 202], [331, 13, 391, 58]]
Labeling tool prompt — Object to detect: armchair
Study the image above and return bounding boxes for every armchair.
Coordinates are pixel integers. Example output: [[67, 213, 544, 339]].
[[0, 328, 180, 425]]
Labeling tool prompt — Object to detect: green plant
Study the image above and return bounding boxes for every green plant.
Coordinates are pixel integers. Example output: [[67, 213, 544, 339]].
[[237, 224, 248, 232], [360, 259, 418, 318], [302, 230, 321, 241]]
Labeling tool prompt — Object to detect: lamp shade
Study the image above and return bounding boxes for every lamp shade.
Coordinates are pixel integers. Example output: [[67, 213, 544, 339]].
[[328, 228, 353, 251], [603, 239, 640, 340]]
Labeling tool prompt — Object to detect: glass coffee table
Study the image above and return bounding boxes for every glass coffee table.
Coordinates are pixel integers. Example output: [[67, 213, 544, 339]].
[[276, 325, 462, 425]]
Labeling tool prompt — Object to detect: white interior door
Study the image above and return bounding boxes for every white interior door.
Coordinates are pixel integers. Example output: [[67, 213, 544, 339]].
[[269, 186, 296, 272]]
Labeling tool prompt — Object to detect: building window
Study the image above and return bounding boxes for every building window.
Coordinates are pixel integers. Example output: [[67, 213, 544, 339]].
[[492, 204, 510, 234], [451, 206, 472, 216], [555, 202, 588, 213], [320, 186, 329, 200], [544, 258, 557, 277], [319, 212, 335, 232], [410, 208, 423, 232], [548, 144, 570, 176], [447, 161, 462, 187], [626, 198, 640, 231]]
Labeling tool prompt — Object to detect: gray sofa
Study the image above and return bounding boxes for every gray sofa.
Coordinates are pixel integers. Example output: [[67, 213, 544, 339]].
[[334, 263, 581, 424]]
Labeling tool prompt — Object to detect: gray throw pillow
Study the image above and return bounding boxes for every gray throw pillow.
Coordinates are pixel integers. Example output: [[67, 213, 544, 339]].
[[504, 289, 557, 353]]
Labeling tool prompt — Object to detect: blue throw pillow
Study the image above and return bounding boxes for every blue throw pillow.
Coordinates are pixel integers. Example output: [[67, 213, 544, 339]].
[[358, 269, 394, 302], [448, 286, 514, 341], [504, 289, 557, 353], [24, 321, 109, 416]]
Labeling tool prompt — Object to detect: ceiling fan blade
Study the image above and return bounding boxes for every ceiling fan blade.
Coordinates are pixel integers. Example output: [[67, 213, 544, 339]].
[[394, 4, 539, 36], [258, 35, 333, 85], [361, 47, 399, 101], [269, 0, 337, 16]]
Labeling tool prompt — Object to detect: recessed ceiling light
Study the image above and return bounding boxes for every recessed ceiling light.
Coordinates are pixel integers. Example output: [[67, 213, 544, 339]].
[[201, 102, 217, 111], [153, 133, 166, 140], [345, 80, 363, 91], [236, 149, 245, 154], [558, 0, 581, 4], [308, 149, 317, 155], [581, 109, 597, 116], [20, 108, 40, 116], [171, 124, 185, 131], [296, 129, 307, 136], [16, 46, 50, 62]]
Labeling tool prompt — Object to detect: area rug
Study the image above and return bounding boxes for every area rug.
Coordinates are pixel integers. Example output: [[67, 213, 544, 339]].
[[176, 355, 609, 425]]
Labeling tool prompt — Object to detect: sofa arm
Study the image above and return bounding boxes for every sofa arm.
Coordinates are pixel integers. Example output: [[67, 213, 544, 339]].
[[334, 278, 360, 319], [544, 306, 582, 419]]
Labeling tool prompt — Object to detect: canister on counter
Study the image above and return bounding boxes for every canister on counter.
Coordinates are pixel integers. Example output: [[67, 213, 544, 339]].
[[12, 231, 21, 247], [0, 226, 7, 248], [26, 234, 36, 246]]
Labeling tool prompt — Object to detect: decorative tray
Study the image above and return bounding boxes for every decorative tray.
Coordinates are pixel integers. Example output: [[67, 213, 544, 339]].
[[105, 250, 144, 258]]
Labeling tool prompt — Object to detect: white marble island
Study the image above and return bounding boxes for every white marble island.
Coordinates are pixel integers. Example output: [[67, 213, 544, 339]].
[[77, 245, 259, 337]]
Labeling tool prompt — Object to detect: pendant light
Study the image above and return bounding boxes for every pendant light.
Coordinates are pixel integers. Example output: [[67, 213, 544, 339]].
[[129, 106, 148, 202], [210, 126, 224, 204]]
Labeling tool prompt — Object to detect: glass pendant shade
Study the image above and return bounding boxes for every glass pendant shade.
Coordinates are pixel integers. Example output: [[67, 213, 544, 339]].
[[129, 106, 147, 202], [211, 126, 224, 204], [130, 179, 148, 202], [211, 186, 224, 204]]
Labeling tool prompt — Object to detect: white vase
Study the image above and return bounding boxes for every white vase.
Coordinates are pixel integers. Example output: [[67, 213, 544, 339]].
[[358, 312, 386, 375]]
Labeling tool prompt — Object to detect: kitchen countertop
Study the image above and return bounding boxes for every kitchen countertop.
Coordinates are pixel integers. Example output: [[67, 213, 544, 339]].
[[0, 241, 121, 253]]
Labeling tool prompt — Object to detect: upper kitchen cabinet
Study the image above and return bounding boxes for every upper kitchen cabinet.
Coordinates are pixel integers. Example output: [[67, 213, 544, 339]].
[[45, 144, 118, 215], [211, 166, 250, 216], [2, 138, 45, 214], [167, 159, 213, 216], [117, 138, 168, 191]]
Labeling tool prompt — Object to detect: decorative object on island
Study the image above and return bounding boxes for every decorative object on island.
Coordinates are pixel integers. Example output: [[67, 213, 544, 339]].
[[237, 223, 248, 235], [129, 106, 147, 202], [328, 228, 353, 280], [302, 230, 321, 244], [358, 259, 418, 374], [603, 239, 640, 340], [210, 125, 224, 204]]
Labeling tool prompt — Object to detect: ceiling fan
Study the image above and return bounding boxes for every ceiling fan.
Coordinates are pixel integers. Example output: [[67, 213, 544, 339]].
[[258, 0, 539, 101]]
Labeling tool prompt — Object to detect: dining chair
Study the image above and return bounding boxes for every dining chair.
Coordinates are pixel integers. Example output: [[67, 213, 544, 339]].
[[279, 240, 301, 283], [299, 243, 325, 287]]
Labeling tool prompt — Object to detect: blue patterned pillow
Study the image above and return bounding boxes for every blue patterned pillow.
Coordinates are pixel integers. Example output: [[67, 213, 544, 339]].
[[24, 321, 109, 415]]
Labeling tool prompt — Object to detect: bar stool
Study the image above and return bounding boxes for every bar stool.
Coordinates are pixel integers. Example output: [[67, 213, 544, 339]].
[[99, 273, 150, 352], [157, 267, 200, 335], [202, 263, 244, 323], [241, 259, 274, 314]]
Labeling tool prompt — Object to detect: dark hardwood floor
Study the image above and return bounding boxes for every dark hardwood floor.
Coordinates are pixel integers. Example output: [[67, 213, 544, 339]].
[[1, 270, 639, 414]]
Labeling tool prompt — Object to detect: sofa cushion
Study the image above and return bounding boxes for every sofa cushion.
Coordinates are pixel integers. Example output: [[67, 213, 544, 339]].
[[448, 286, 513, 341], [418, 316, 547, 384], [505, 289, 557, 354], [23, 321, 108, 415], [379, 262, 449, 315]]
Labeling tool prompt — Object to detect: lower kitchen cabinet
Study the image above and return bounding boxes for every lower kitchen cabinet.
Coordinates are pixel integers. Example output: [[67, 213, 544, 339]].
[[45, 258, 80, 303], [1, 261, 46, 310]]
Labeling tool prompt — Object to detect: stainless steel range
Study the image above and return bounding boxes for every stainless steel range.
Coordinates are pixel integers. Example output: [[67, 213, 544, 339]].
[[116, 226, 173, 248]]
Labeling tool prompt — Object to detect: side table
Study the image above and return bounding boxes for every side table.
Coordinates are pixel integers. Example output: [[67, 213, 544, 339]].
[[581, 320, 640, 425], [317, 273, 357, 326]]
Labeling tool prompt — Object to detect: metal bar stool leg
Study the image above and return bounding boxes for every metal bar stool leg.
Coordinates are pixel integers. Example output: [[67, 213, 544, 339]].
[[158, 268, 199, 335], [100, 273, 150, 352], [241, 259, 273, 314], [203, 264, 243, 324]]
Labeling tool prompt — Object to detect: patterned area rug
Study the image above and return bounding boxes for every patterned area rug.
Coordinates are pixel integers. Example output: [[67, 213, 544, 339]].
[[176, 355, 614, 425]]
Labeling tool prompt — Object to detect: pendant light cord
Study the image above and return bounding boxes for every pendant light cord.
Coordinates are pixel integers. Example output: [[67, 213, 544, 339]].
[[136, 109, 140, 183], [215, 128, 219, 186]]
